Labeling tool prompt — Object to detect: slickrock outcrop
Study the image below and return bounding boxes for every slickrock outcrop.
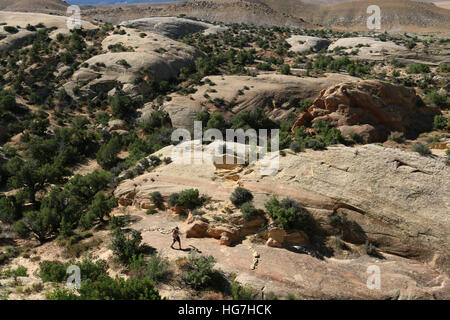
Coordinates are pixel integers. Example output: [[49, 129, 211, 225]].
[[291, 80, 441, 143], [328, 37, 408, 60], [0, 12, 97, 53], [143, 73, 359, 129], [286, 35, 331, 53], [120, 17, 227, 39], [114, 141, 449, 270], [114, 141, 449, 299], [65, 28, 204, 100]]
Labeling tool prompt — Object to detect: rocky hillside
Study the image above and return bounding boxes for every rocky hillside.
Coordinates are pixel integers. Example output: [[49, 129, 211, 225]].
[[0, 11, 449, 301], [82, 0, 311, 28], [0, 0, 68, 12], [112, 141, 450, 299]]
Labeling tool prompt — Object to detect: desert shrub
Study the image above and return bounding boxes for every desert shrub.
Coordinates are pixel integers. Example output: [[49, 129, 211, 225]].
[[230, 187, 253, 207], [388, 131, 405, 143], [109, 215, 127, 230], [256, 62, 273, 71], [140, 111, 171, 133], [95, 111, 110, 125], [150, 192, 164, 209], [0, 90, 17, 113], [264, 196, 314, 233], [96, 137, 121, 169], [349, 132, 363, 144], [0, 246, 20, 265], [289, 141, 304, 153], [305, 138, 325, 150], [240, 202, 259, 221], [0, 266, 27, 279], [176, 189, 203, 210], [231, 279, 254, 300], [205, 113, 228, 132], [438, 62, 450, 72], [0, 196, 22, 224], [412, 143, 431, 156], [425, 92, 449, 109], [407, 63, 430, 74], [168, 193, 179, 207], [181, 252, 217, 290], [3, 26, 18, 34], [116, 59, 131, 68], [129, 253, 169, 282], [280, 64, 291, 75], [365, 241, 377, 256], [110, 91, 139, 119], [79, 192, 116, 229], [15, 207, 59, 244], [39, 260, 67, 282], [76, 255, 108, 281], [149, 155, 161, 167], [433, 115, 449, 130], [47, 276, 161, 300], [110, 229, 149, 265]]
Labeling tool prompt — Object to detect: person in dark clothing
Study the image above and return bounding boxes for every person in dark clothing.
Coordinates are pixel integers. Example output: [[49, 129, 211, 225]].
[[171, 226, 181, 250]]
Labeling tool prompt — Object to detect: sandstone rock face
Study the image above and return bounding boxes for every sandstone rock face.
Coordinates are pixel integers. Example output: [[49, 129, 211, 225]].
[[262, 227, 309, 247], [114, 142, 449, 299], [120, 17, 227, 39], [0, 12, 97, 54], [66, 28, 203, 100], [286, 35, 331, 53], [156, 73, 359, 129], [246, 144, 450, 270], [114, 141, 450, 299], [0, 29, 35, 55], [328, 37, 407, 60], [291, 80, 441, 143], [114, 141, 449, 272]]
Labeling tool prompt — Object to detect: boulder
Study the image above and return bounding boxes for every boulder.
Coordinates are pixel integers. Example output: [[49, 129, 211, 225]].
[[108, 119, 127, 131], [286, 35, 331, 53], [262, 227, 309, 247], [291, 80, 441, 143], [186, 221, 209, 238]]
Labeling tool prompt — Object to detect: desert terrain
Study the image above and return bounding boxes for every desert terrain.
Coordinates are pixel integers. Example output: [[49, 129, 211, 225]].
[[0, 1, 449, 301]]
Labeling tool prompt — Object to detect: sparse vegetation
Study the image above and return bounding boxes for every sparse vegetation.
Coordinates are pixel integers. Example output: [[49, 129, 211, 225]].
[[230, 187, 253, 207]]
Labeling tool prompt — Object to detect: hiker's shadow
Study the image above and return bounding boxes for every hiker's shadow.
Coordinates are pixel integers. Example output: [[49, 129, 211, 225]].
[[179, 245, 202, 253]]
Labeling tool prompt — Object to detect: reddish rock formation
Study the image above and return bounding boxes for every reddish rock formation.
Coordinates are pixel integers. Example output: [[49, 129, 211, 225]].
[[291, 80, 441, 143]]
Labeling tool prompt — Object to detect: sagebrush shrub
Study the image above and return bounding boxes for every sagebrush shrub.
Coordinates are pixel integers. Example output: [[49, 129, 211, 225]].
[[240, 202, 259, 221], [230, 187, 253, 207], [264, 196, 314, 233], [412, 143, 431, 156]]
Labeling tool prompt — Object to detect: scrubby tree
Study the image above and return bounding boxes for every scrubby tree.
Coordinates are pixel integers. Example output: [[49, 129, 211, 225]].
[[96, 137, 121, 169], [230, 187, 253, 207]]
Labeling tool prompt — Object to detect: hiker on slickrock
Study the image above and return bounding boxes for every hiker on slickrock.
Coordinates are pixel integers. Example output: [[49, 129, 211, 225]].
[[171, 226, 182, 250]]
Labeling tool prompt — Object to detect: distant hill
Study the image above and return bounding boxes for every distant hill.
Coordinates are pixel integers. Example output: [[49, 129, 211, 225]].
[[0, 0, 68, 12], [254, 0, 450, 32], [311, 0, 450, 32], [1, 0, 450, 33]]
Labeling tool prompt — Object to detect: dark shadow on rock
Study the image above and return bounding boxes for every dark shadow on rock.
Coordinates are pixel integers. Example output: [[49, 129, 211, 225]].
[[286, 244, 325, 260]]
